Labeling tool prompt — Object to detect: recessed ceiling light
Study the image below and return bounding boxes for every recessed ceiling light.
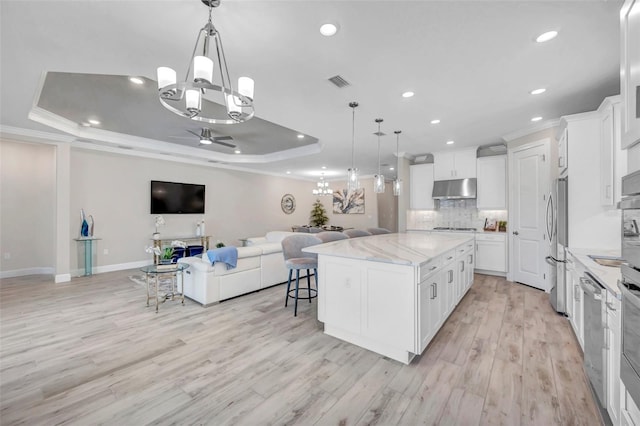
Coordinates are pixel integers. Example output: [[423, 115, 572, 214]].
[[88, 119, 101, 125], [531, 116, 543, 122], [286, 171, 291, 174], [320, 23, 338, 37], [530, 88, 546, 95], [536, 31, 558, 43], [234, 149, 242, 154], [446, 140, 455, 145], [402, 91, 415, 98], [321, 166, 326, 169], [390, 167, 395, 171], [297, 134, 304, 139], [80, 122, 91, 127], [430, 119, 441, 124], [129, 77, 144, 85]]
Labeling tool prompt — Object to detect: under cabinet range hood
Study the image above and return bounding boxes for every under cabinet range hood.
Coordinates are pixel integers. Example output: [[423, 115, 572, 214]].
[[432, 178, 477, 200]]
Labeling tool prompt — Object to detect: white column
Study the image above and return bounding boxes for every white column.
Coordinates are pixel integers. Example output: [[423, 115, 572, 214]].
[[54, 142, 71, 283]]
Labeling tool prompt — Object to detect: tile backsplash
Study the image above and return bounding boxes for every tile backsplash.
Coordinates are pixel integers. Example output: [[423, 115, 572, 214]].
[[407, 200, 507, 231]]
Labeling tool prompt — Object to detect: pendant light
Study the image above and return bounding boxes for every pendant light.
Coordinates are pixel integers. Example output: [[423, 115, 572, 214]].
[[373, 118, 385, 194], [347, 102, 360, 192], [393, 130, 402, 196]]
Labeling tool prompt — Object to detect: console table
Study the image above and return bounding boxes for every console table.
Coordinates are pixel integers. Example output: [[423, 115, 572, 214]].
[[73, 237, 101, 276], [151, 235, 211, 264]]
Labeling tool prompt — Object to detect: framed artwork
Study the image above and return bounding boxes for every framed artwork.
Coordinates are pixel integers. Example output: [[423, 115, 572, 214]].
[[483, 218, 497, 231], [333, 188, 365, 214]]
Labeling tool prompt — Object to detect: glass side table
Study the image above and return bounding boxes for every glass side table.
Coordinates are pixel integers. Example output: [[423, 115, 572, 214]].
[[140, 263, 189, 313], [73, 237, 101, 276]]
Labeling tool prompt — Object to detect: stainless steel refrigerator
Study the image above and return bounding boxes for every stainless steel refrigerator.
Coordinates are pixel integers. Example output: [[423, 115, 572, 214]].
[[545, 177, 568, 314]]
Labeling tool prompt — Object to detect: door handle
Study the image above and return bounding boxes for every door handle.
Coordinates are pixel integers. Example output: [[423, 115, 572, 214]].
[[512, 231, 519, 236]]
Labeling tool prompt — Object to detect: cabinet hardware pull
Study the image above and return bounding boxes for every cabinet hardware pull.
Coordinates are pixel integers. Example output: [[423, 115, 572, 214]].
[[429, 265, 437, 271], [606, 301, 617, 311], [448, 270, 453, 283], [460, 261, 465, 272]]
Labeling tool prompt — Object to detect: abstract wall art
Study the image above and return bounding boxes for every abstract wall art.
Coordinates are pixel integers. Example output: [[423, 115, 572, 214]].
[[333, 188, 365, 214]]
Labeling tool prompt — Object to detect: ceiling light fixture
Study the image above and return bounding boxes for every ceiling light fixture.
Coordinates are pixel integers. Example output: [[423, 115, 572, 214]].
[[234, 149, 242, 154], [313, 173, 332, 196], [430, 119, 440, 124], [156, 0, 255, 125], [129, 77, 144, 85], [530, 88, 546, 95], [347, 101, 360, 192], [402, 91, 414, 98], [393, 130, 402, 196], [373, 118, 385, 194], [446, 140, 454, 145], [319, 23, 338, 36], [297, 134, 304, 139], [536, 30, 558, 43], [286, 171, 291, 174], [531, 116, 543, 122], [88, 119, 101, 125]]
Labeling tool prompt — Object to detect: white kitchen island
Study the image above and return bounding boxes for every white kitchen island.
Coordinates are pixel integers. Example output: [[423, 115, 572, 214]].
[[304, 232, 475, 364]]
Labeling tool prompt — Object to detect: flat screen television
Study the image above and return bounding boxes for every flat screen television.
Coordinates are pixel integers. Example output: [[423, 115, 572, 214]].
[[150, 180, 205, 214]]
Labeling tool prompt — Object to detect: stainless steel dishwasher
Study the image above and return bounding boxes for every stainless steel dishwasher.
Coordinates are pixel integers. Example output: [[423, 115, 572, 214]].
[[580, 272, 607, 412]]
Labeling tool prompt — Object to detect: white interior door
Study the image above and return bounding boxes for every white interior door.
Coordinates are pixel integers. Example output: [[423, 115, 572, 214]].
[[509, 140, 550, 291]]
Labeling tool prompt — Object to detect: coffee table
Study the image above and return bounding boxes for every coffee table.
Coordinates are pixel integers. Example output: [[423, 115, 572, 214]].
[[140, 263, 189, 312]]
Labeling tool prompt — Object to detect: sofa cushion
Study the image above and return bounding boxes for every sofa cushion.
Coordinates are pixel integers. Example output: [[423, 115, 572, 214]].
[[265, 231, 296, 243], [259, 242, 284, 255], [246, 237, 267, 246]]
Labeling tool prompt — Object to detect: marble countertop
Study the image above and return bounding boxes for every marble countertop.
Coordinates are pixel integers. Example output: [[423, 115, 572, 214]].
[[567, 247, 621, 298], [303, 233, 474, 266]]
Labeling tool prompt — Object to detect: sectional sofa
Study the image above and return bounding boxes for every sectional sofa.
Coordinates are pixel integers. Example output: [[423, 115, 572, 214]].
[[178, 231, 308, 306]]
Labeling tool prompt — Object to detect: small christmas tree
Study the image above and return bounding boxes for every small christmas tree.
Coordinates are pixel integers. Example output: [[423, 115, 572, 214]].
[[310, 199, 329, 227]]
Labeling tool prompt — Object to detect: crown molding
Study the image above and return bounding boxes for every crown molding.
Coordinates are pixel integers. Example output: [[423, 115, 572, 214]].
[[501, 118, 560, 142]]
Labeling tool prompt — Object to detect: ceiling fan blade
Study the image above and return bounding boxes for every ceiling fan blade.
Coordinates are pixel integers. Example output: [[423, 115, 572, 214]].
[[212, 136, 233, 141], [186, 130, 201, 138], [211, 139, 237, 148]]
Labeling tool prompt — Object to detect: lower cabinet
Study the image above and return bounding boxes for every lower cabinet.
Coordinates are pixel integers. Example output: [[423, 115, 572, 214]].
[[418, 270, 444, 353], [566, 254, 585, 351], [475, 233, 506, 274], [606, 293, 621, 425]]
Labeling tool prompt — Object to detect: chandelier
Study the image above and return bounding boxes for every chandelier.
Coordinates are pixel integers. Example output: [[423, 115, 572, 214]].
[[373, 118, 385, 193], [156, 0, 255, 124], [347, 102, 360, 192], [393, 130, 402, 196], [312, 174, 333, 196]]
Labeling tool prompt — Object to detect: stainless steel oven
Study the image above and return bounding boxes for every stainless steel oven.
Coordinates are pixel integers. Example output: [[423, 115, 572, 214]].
[[618, 170, 640, 409]]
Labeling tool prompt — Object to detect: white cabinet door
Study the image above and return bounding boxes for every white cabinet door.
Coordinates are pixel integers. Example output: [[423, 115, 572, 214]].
[[418, 271, 443, 353], [453, 149, 477, 179], [600, 103, 615, 206], [410, 164, 435, 210], [433, 149, 477, 180], [568, 266, 584, 351], [433, 152, 456, 180], [606, 294, 621, 425], [475, 233, 507, 273], [443, 262, 456, 317], [620, 0, 640, 148], [558, 127, 568, 176], [476, 155, 506, 210]]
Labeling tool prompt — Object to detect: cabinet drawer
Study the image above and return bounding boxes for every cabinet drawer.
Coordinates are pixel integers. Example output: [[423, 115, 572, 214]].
[[420, 256, 442, 281], [475, 233, 506, 242], [442, 249, 456, 265]]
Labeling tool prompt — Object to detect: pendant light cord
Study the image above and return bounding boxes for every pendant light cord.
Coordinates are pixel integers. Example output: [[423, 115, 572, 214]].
[[351, 105, 356, 170], [377, 122, 381, 175]]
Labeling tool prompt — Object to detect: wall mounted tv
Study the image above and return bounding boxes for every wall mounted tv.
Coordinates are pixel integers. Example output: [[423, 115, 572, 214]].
[[150, 180, 205, 214]]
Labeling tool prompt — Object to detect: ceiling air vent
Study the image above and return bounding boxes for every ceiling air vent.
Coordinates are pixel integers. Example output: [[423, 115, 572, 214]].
[[328, 75, 350, 88]]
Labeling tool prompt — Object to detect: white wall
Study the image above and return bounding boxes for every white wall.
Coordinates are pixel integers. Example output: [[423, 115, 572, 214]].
[[1, 140, 380, 278], [0, 139, 56, 275]]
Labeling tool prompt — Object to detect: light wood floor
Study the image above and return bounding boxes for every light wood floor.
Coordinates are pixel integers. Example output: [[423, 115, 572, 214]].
[[0, 271, 600, 425]]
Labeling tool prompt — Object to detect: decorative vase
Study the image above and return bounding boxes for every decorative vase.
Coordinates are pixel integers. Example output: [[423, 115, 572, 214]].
[[196, 223, 201, 237], [88, 215, 94, 237], [80, 208, 89, 237]]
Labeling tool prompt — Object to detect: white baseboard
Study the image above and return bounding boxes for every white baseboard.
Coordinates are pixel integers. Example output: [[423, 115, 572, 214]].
[[0, 267, 54, 279], [1, 261, 153, 281]]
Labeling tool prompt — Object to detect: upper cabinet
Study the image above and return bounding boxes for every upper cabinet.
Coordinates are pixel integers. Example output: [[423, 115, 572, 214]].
[[599, 96, 626, 206], [476, 155, 507, 210], [621, 0, 640, 148], [410, 163, 435, 210], [558, 127, 568, 177], [433, 148, 477, 180]]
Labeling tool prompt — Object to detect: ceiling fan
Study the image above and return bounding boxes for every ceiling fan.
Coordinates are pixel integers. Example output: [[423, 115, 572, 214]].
[[170, 128, 236, 148]]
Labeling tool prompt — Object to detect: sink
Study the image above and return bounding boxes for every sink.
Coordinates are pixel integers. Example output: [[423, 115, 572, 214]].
[[588, 255, 625, 268]]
